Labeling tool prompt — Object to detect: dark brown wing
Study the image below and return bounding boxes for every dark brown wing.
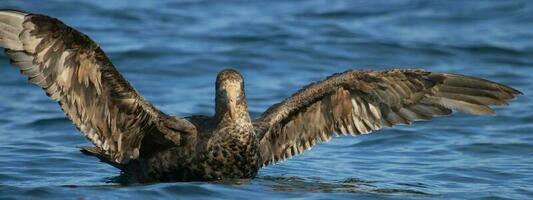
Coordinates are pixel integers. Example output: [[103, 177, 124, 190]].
[[0, 10, 197, 164], [254, 69, 521, 166]]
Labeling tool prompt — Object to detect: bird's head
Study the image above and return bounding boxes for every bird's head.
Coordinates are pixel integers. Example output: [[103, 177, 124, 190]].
[[215, 69, 248, 121]]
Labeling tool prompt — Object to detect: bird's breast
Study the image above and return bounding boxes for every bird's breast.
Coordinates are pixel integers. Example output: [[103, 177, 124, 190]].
[[200, 127, 261, 179]]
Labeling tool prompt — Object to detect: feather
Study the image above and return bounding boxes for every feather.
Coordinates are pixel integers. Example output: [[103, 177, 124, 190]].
[[422, 96, 495, 115], [256, 69, 519, 166], [0, 10, 196, 165]]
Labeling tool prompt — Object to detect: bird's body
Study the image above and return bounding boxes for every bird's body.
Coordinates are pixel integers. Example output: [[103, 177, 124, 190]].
[[0, 10, 522, 182], [123, 115, 261, 182]]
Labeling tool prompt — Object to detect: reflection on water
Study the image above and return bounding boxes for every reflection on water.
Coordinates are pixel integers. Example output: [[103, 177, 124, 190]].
[[0, 0, 532, 199], [258, 176, 432, 196], [63, 175, 433, 198]]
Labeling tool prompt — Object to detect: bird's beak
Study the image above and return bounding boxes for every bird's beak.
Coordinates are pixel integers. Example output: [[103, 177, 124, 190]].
[[228, 99, 237, 120], [226, 86, 239, 120]]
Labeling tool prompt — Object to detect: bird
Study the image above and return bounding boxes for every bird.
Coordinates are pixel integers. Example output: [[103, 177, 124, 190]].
[[0, 10, 522, 182]]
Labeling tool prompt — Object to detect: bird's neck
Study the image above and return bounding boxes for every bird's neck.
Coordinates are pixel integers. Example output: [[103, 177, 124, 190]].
[[214, 101, 252, 126]]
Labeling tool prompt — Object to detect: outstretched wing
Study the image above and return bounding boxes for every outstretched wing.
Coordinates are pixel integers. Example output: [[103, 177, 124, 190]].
[[0, 10, 197, 164], [254, 69, 521, 166]]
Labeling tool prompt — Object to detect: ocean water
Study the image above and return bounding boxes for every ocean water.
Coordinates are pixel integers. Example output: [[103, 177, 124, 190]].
[[0, 0, 532, 199]]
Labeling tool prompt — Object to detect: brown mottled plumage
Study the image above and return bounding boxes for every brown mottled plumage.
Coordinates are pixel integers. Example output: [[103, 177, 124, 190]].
[[0, 10, 522, 182]]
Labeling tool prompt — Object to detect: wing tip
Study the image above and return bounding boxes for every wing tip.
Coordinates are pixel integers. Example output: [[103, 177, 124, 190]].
[[0, 9, 28, 51], [445, 73, 523, 95], [508, 87, 523, 96], [0, 9, 29, 15]]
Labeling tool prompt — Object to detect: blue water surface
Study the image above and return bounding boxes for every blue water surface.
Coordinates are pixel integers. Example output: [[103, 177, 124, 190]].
[[0, 1, 532, 199]]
